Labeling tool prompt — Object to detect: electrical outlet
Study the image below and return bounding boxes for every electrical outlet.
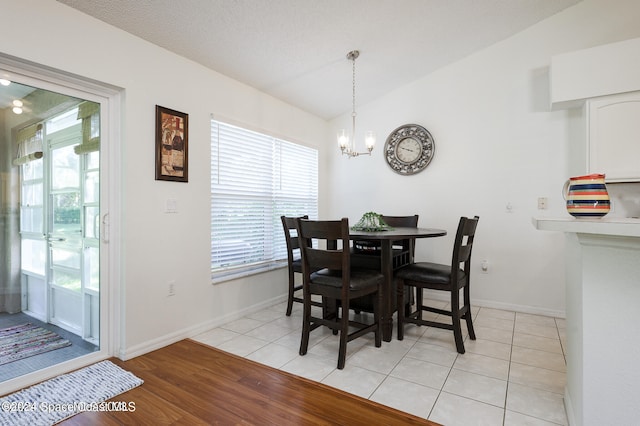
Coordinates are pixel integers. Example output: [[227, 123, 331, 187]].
[[538, 197, 548, 210], [168, 280, 176, 296]]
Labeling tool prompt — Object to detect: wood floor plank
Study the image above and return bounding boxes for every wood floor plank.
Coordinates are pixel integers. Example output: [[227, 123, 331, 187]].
[[59, 339, 439, 425]]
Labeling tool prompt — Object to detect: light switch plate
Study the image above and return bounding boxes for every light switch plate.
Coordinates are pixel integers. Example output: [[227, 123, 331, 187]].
[[165, 198, 178, 213]]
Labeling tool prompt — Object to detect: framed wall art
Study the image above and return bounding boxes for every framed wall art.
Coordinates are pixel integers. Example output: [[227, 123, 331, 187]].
[[155, 105, 188, 182]]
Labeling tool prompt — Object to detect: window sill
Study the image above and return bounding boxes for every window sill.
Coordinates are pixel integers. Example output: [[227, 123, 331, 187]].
[[211, 261, 286, 285]]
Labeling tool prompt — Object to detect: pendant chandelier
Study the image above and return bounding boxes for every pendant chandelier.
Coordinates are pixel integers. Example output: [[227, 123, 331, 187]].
[[338, 50, 375, 158]]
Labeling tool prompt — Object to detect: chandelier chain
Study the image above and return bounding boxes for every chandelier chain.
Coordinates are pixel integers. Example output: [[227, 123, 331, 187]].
[[351, 53, 357, 138], [352, 54, 356, 115]]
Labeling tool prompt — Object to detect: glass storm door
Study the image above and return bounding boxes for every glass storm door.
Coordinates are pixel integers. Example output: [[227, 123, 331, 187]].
[[46, 110, 100, 343]]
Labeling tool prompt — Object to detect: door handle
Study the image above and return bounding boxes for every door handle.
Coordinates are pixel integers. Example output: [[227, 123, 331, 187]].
[[47, 237, 66, 242], [102, 213, 109, 244]]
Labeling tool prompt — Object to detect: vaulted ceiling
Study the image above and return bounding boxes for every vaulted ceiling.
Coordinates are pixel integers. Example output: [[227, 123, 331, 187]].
[[57, 0, 581, 120]]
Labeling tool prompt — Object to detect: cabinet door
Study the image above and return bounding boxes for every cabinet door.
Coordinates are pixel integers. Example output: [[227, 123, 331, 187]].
[[588, 91, 640, 182]]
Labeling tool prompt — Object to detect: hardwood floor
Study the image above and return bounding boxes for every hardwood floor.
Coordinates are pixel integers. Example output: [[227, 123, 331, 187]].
[[60, 339, 439, 425]]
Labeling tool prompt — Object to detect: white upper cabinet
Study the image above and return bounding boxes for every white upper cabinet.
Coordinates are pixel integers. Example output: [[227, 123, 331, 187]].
[[588, 91, 640, 182]]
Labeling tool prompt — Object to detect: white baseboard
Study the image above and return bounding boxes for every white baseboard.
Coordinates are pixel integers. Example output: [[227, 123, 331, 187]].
[[473, 297, 566, 319], [564, 387, 576, 426], [118, 294, 286, 360], [421, 290, 566, 319]]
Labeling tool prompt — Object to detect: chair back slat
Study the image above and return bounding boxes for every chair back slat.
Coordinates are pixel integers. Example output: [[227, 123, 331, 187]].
[[281, 215, 308, 260], [380, 214, 419, 228], [296, 218, 350, 277], [458, 245, 473, 263], [300, 219, 345, 241], [304, 247, 344, 271], [452, 216, 480, 270]]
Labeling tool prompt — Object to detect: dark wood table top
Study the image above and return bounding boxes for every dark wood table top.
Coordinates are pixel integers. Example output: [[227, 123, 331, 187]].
[[349, 227, 447, 240]]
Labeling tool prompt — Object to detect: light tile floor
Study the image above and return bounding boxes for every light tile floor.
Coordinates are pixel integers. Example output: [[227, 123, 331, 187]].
[[193, 299, 568, 426]]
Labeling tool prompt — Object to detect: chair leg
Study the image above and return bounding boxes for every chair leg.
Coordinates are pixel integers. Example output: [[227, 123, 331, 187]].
[[286, 271, 295, 316], [465, 311, 476, 341], [337, 303, 349, 369], [299, 292, 311, 356], [416, 287, 423, 322], [403, 285, 412, 316], [374, 288, 382, 348], [451, 289, 465, 354], [464, 284, 476, 340], [396, 279, 405, 341]]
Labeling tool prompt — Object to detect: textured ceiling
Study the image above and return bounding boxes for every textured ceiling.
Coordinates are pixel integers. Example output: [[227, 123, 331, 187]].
[[56, 0, 581, 120]]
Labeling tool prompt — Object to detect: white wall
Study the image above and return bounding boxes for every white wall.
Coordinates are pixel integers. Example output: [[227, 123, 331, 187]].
[[1, 0, 328, 358], [328, 0, 640, 317], [3, 0, 640, 362]]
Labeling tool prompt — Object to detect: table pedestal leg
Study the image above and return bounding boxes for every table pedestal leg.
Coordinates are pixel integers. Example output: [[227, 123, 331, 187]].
[[380, 240, 393, 342]]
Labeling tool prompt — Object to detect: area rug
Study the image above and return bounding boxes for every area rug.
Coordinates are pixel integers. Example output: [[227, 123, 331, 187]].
[[0, 323, 71, 366], [0, 360, 143, 425]]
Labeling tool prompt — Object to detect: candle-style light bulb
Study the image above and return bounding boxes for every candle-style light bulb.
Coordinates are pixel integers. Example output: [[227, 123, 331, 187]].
[[365, 131, 376, 151], [338, 129, 349, 151]]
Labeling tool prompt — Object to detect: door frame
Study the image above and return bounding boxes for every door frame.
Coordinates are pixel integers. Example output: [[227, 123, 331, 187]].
[[1, 52, 123, 394]]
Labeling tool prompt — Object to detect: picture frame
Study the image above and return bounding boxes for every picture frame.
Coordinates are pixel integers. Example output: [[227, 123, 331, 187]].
[[155, 105, 189, 182]]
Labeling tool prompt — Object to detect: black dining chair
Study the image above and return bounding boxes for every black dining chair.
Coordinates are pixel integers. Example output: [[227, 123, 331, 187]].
[[281, 215, 321, 316], [395, 216, 479, 354], [296, 217, 383, 369]]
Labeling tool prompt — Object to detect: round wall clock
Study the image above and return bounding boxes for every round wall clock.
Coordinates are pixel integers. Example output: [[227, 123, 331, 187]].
[[384, 124, 435, 175]]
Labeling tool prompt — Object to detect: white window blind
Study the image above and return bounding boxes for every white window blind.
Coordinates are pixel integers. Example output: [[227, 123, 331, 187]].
[[211, 119, 318, 281]]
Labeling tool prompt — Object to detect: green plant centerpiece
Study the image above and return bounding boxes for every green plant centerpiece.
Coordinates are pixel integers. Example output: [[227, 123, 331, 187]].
[[350, 212, 394, 232]]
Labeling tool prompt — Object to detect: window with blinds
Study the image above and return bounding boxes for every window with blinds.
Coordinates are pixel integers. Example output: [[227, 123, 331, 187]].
[[211, 119, 318, 282]]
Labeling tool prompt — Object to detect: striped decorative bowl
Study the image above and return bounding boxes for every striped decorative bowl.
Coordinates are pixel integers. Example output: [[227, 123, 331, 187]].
[[564, 173, 610, 218]]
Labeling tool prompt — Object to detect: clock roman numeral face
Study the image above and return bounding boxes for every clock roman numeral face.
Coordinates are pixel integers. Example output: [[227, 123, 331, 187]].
[[395, 137, 422, 163], [384, 124, 435, 175]]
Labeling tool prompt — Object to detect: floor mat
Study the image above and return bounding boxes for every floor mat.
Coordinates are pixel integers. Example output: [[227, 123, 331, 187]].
[[0, 324, 71, 366], [0, 360, 143, 425]]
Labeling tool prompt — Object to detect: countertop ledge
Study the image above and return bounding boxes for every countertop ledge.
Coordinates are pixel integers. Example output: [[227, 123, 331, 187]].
[[532, 216, 640, 238]]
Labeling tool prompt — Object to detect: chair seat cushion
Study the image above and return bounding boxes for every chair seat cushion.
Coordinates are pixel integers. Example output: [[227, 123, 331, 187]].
[[311, 268, 384, 290], [396, 262, 466, 285]]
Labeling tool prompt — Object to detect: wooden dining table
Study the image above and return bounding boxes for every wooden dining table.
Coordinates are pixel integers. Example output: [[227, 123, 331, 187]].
[[349, 227, 447, 341]]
